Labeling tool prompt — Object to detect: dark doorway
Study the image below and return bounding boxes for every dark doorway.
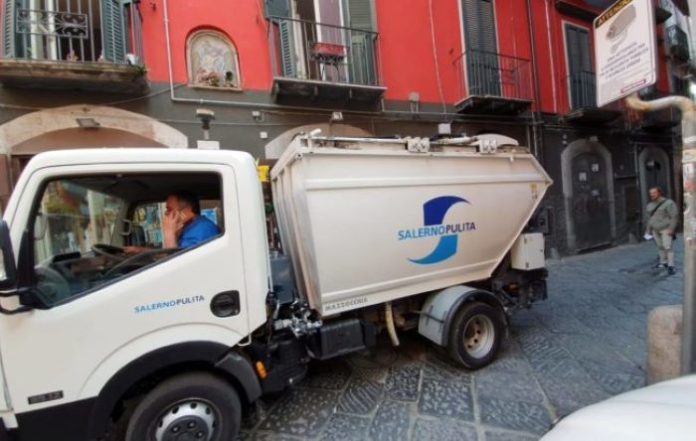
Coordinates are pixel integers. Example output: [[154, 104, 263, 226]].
[[571, 151, 612, 250], [644, 156, 669, 195], [639, 146, 672, 231]]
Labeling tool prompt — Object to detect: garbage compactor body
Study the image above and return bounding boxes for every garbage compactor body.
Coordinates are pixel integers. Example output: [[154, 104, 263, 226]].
[[271, 135, 552, 317]]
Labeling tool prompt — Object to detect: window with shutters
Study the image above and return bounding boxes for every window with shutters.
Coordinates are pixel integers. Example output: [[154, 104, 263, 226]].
[[454, 0, 533, 113], [564, 23, 595, 110], [460, 0, 501, 96], [1, 0, 139, 64], [265, 0, 379, 86], [187, 30, 241, 90]]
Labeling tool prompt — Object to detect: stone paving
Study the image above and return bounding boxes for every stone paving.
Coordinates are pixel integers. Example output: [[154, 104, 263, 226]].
[[239, 239, 683, 441]]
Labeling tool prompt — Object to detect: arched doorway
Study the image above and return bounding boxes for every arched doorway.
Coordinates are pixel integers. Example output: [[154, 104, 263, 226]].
[[561, 138, 616, 252], [0, 105, 188, 211]]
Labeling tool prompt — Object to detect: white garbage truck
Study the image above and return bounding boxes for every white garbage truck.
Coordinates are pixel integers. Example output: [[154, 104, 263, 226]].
[[0, 133, 551, 440]]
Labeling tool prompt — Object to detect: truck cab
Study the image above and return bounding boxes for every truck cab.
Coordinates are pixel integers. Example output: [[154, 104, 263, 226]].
[[0, 148, 269, 440]]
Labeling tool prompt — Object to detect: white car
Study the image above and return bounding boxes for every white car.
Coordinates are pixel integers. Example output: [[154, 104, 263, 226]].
[[541, 375, 696, 441]]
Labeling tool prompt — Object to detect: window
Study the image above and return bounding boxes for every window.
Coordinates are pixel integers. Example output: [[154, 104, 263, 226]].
[[267, 0, 378, 85], [30, 173, 223, 305], [461, 0, 500, 96], [187, 30, 241, 89], [565, 24, 594, 110]]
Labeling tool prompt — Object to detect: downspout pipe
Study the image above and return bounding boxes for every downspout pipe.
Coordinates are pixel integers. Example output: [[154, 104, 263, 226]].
[[626, 92, 696, 375], [526, 0, 545, 161]]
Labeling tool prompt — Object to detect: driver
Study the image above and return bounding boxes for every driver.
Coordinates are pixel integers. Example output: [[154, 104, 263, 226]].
[[125, 191, 220, 253], [164, 191, 220, 248]]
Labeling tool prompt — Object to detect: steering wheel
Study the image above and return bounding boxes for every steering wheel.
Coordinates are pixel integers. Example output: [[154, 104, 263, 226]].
[[91, 243, 126, 261], [103, 248, 180, 278]]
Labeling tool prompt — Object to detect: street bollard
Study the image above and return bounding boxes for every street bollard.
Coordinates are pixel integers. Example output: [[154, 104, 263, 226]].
[[625, 92, 696, 375]]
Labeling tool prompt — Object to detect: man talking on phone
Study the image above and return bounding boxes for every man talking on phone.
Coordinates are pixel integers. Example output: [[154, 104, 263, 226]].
[[162, 191, 220, 249], [125, 191, 220, 253]]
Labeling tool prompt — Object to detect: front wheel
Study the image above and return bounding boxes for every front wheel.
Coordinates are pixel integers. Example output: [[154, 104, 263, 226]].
[[125, 372, 241, 441], [448, 301, 504, 369]]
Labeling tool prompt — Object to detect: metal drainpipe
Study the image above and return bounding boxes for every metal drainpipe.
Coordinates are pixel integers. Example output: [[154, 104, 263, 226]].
[[625, 92, 696, 375], [526, 0, 544, 161]]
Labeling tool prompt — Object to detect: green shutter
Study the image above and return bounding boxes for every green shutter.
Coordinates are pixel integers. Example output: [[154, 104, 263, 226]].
[[565, 24, 593, 109], [346, 0, 374, 30], [101, 0, 126, 63], [345, 0, 376, 85], [2, 0, 16, 57], [461, 0, 500, 96], [278, 19, 296, 77], [265, 0, 290, 18]]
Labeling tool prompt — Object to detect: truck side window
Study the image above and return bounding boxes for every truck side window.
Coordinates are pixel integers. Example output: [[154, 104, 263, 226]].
[[29, 173, 223, 305]]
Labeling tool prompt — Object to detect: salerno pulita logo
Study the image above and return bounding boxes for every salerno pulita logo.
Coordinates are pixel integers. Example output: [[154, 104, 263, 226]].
[[398, 196, 476, 265]]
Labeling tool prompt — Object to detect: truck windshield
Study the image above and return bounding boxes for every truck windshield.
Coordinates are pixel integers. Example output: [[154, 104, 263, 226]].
[[32, 178, 128, 303], [34, 180, 125, 262]]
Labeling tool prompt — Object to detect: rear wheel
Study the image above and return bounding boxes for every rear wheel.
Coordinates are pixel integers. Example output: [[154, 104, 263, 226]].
[[448, 301, 504, 369], [125, 372, 241, 441]]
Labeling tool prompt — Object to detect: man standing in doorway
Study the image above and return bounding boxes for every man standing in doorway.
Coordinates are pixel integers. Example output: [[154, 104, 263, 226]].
[[646, 186, 679, 275]]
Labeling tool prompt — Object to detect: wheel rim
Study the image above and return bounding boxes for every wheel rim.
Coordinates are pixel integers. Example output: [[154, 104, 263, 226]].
[[152, 399, 219, 441], [462, 313, 495, 358]]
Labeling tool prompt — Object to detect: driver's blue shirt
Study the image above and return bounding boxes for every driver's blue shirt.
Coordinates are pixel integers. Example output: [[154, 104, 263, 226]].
[[178, 215, 220, 248]]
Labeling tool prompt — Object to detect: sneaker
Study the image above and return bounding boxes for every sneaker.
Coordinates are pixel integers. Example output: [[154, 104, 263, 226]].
[[654, 263, 667, 269], [668, 266, 676, 275]]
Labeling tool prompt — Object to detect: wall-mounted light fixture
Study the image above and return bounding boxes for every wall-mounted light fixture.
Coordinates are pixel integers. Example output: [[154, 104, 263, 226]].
[[76, 118, 100, 129]]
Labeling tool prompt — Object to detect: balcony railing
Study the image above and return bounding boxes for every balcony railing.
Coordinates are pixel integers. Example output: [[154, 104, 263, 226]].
[[1, 0, 143, 65], [567, 70, 596, 111], [268, 16, 380, 87], [454, 49, 533, 102], [564, 70, 623, 123], [666, 25, 691, 63]]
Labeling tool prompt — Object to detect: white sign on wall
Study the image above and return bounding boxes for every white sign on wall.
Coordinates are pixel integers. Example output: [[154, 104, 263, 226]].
[[594, 0, 657, 107]]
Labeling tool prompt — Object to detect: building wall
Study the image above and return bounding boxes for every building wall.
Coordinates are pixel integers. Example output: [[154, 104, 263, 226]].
[[0, 0, 691, 256]]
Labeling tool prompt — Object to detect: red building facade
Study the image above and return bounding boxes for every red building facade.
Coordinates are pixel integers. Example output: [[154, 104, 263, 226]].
[[0, 0, 693, 254]]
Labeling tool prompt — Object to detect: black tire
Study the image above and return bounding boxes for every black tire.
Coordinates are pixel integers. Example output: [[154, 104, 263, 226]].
[[125, 372, 241, 441], [448, 301, 504, 369]]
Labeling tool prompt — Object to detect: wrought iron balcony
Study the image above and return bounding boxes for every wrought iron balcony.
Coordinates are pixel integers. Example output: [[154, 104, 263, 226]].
[[666, 25, 691, 63], [267, 16, 384, 106], [564, 70, 622, 124], [0, 0, 146, 93], [453, 49, 533, 115]]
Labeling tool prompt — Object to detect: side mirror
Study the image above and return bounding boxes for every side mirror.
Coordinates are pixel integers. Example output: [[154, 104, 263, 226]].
[[0, 221, 17, 290]]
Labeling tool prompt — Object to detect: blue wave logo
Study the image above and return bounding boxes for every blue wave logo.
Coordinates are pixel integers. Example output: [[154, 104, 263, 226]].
[[398, 196, 475, 265]]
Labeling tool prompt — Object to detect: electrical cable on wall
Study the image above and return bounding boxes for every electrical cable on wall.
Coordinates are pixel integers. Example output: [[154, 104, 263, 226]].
[[428, 0, 448, 114]]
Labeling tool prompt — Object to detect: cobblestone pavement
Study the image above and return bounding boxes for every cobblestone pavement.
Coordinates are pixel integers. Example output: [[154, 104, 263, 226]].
[[239, 240, 683, 441]]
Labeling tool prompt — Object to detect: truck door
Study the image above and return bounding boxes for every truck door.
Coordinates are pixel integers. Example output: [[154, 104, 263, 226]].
[[0, 162, 252, 431]]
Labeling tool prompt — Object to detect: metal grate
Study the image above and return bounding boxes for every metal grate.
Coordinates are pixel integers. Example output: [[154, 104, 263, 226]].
[[1, 0, 142, 65], [454, 49, 533, 101], [268, 16, 380, 86]]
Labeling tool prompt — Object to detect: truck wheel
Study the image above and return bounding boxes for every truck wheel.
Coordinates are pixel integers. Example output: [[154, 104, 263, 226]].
[[448, 301, 504, 369], [125, 372, 241, 441]]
